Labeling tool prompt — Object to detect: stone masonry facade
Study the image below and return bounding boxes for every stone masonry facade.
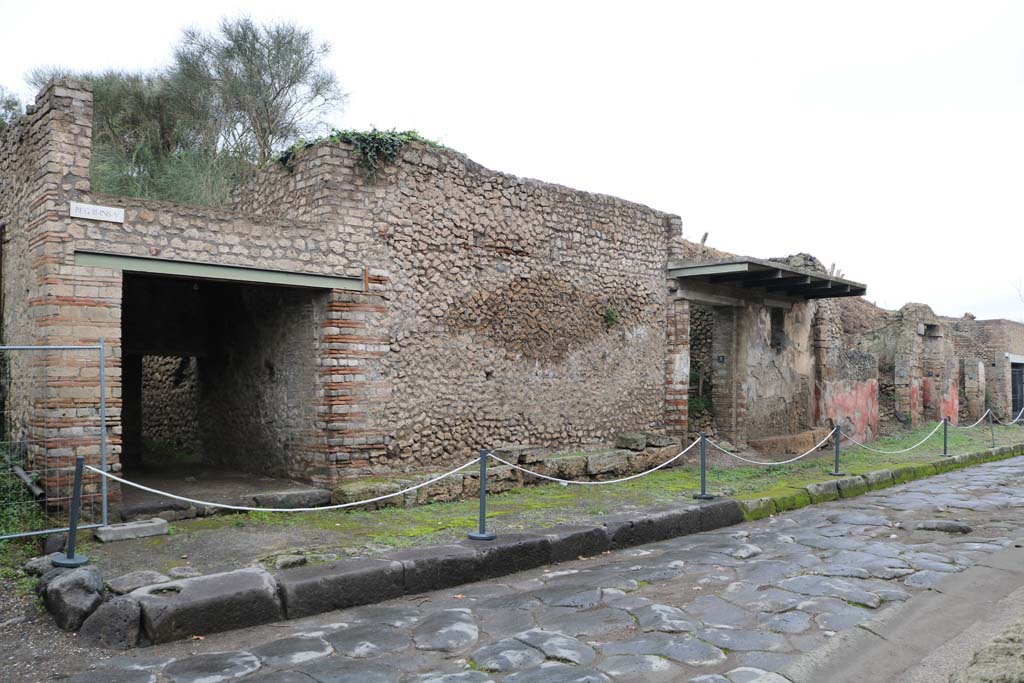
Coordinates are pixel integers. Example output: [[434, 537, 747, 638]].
[[4, 79, 999, 506]]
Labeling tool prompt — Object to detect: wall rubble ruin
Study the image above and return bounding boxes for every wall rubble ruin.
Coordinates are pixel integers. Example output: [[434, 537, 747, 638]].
[[6, 77, 1012, 507]]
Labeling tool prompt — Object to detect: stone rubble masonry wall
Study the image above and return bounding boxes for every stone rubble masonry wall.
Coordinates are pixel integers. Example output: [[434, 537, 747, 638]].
[[947, 318, 1024, 420], [0, 78, 892, 501], [686, 303, 715, 438], [739, 301, 815, 440], [850, 303, 960, 429], [141, 356, 200, 458], [233, 135, 694, 477]]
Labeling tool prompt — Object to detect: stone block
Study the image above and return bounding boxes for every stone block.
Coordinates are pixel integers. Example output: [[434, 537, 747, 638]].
[[251, 489, 332, 509], [276, 558, 403, 620], [383, 544, 480, 594], [541, 525, 611, 563], [599, 507, 702, 549], [771, 489, 812, 512], [459, 533, 552, 578], [332, 478, 409, 510], [835, 476, 869, 498], [615, 433, 648, 451], [698, 499, 744, 531], [541, 455, 587, 480], [23, 553, 59, 577], [42, 532, 67, 555], [415, 475, 465, 505], [586, 450, 631, 477], [463, 465, 518, 495], [649, 443, 686, 468], [892, 464, 936, 484], [133, 567, 283, 643], [740, 497, 775, 521], [107, 570, 171, 595], [79, 595, 141, 649], [492, 444, 547, 464], [94, 518, 168, 543], [805, 480, 840, 503], [44, 565, 103, 631], [863, 469, 895, 489], [642, 433, 677, 448]]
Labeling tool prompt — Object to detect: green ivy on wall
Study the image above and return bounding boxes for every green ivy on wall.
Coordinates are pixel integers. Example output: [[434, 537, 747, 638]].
[[279, 128, 443, 178]]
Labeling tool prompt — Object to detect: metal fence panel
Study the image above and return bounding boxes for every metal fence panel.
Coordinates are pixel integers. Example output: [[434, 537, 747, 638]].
[[0, 342, 107, 541]]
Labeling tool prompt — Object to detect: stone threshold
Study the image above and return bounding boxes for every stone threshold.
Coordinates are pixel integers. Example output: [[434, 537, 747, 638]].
[[37, 442, 1024, 650]]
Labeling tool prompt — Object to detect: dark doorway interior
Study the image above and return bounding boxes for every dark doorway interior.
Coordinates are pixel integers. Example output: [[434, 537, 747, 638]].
[[120, 273, 325, 480], [1012, 363, 1023, 418]]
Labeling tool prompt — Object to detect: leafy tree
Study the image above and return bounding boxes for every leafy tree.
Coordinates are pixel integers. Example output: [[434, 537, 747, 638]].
[[0, 86, 21, 131], [172, 16, 346, 165], [22, 17, 344, 205]]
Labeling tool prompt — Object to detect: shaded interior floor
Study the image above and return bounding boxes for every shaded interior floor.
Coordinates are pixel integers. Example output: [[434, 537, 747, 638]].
[[116, 463, 326, 522]]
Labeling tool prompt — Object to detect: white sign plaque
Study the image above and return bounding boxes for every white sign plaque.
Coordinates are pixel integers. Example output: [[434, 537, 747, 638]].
[[69, 202, 125, 224]]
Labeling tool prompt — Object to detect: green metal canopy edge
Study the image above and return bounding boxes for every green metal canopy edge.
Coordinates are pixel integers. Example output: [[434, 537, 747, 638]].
[[74, 251, 364, 291]]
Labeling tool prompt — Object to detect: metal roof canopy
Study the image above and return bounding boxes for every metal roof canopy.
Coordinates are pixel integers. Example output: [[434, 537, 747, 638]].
[[667, 257, 867, 300], [75, 252, 364, 291]]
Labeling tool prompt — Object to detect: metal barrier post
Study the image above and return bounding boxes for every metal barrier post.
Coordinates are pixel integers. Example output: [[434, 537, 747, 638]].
[[468, 449, 496, 541], [989, 410, 996, 448], [943, 417, 948, 456], [99, 337, 108, 526], [53, 456, 88, 567], [694, 432, 714, 500], [829, 425, 845, 476]]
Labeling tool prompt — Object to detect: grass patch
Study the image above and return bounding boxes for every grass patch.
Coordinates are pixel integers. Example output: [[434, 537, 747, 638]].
[[81, 422, 1024, 573]]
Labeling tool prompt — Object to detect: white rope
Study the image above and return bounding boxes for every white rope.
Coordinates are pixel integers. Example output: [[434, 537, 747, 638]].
[[487, 438, 701, 485], [992, 406, 1024, 426], [953, 409, 992, 429], [841, 419, 944, 454], [85, 458, 481, 512], [705, 428, 837, 465]]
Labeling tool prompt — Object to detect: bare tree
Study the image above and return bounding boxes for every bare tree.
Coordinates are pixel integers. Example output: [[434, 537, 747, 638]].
[[172, 17, 346, 165]]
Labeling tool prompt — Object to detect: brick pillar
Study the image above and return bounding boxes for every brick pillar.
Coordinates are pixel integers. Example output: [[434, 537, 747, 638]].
[[665, 297, 690, 437], [317, 279, 392, 481], [8, 80, 124, 512]]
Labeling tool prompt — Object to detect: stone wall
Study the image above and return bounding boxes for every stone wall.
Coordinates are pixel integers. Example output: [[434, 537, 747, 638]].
[[0, 81, 113, 506], [141, 355, 200, 459], [233, 138, 693, 476], [739, 302, 815, 439], [686, 304, 715, 437], [0, 78, 897, 502], [947, 317, 1024, 420], [850, 303, 959, 428]]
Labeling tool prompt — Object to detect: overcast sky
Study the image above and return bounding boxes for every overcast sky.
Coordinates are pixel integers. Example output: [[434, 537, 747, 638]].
[[2, 1, 1022, 319]]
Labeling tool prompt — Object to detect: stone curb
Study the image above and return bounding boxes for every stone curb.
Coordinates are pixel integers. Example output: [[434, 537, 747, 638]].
[[65, 497, 743, 647], [271, 499, 744, 623], [739, 443, 1024, 522], [49, 443, 1024, 648]]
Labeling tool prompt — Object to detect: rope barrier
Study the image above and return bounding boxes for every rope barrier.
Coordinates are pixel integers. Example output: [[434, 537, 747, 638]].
[[841, 419, 944, 454], [992, 406, 1024, 426], [487, 438, 701, 485], [705, 428, 837, 465], [84, 458, 482, 513], [953, 409, 992, 429]]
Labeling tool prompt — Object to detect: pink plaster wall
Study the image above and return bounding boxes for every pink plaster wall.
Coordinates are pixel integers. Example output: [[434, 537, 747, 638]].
[[823, 378, 879, 442]]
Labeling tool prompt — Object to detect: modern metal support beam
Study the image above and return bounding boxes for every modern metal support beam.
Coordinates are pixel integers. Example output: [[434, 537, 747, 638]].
[[75, 252, 364, 291]]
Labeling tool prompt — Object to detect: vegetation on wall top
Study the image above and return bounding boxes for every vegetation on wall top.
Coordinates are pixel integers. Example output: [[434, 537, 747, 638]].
[[14, 17, 345, 207], [278, 127, 444, 178]]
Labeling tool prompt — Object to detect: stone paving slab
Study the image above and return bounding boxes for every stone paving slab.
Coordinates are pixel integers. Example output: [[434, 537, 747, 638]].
[[72, 456, 1024, 683]]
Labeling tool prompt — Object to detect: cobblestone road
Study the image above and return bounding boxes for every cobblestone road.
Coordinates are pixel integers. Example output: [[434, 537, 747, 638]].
[[74, 457, 1024, 683]]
